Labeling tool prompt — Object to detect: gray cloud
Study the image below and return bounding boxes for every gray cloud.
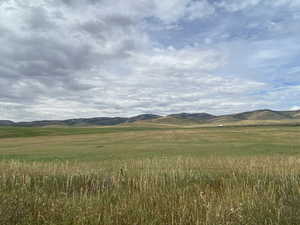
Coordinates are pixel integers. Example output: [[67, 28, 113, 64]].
[[0, 0, 299, 121]]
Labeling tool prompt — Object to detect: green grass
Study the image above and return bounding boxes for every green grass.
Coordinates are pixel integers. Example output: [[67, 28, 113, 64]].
[[0, 126, 166, 139], [1, 125, 300, 224], [0, 126, 300, 161]]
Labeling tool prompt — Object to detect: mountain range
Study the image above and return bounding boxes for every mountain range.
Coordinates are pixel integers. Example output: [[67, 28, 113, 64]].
[[1, 109, 300, 127]]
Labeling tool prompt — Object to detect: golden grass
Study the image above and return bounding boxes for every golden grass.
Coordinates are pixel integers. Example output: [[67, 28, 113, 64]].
[[1, 156, 300, 225], [126, 117, 300, 128]]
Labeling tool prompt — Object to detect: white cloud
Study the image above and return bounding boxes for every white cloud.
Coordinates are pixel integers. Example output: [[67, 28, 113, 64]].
[[216, 0, 300, 11], [0, 0, 299, 121], [290, 106, 300, 111], [148, 0, 216, 23], [216, 0, 262, 11], [271, 0, 300, 7], [186, 0, 215, 20], [128, 47, 224, 72]]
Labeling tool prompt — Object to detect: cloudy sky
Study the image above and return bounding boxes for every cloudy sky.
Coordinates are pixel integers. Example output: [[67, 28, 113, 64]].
[[0, 0, 300, 121]]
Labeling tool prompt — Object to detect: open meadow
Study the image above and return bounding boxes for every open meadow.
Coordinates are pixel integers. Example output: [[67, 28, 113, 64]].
[[1, 125, 300, 224]]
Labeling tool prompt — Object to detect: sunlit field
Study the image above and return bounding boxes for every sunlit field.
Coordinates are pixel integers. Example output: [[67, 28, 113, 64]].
[[1, 126, 300, 224]]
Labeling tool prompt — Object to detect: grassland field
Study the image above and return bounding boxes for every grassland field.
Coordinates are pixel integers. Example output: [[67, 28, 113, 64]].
[[0, 125, 300, 161], [1, 125, 300, 224]]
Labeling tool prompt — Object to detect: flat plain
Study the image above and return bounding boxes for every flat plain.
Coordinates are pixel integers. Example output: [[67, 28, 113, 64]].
[[1, 125, 300, 224]]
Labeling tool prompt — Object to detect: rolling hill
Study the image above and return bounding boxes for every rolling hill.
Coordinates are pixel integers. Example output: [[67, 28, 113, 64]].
[[0, 120, 15, 126], [169, 113, 216, 121], [2, 109, 300, 127], [210, 109, 291, 122]]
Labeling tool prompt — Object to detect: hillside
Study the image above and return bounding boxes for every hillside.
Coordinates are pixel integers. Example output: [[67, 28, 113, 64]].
[[2, 109, 300, 127], [231, 109, 291, 120], [169, 113, 216, 121], [0, 120, 14, 126], [209, 110, 291, 123]]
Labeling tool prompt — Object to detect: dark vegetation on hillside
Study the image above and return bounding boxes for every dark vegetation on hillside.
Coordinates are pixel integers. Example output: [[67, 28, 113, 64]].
[[1, 109, 300, 127]]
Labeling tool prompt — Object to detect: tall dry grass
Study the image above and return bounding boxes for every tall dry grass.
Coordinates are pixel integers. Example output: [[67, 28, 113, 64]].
[[1, 156, 300, 225]]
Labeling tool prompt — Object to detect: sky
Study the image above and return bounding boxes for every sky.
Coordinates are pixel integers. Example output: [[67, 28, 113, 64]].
[[0, 0, 300, 121]]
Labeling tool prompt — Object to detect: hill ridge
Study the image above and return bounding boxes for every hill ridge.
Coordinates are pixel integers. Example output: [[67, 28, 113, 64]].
[[1, 109, 300, 126]]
